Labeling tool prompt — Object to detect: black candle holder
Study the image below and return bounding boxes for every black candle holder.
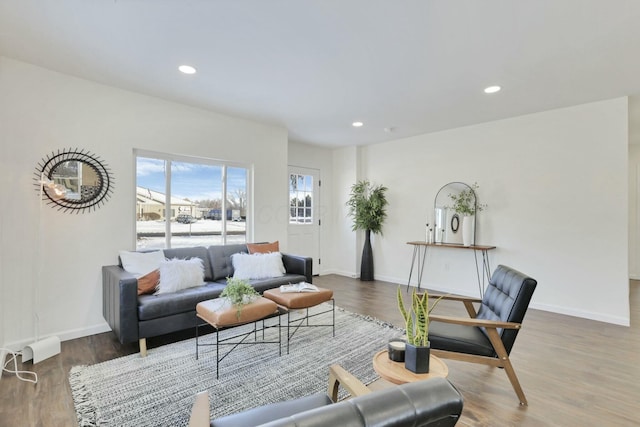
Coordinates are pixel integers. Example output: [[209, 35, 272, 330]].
[[388, 338, 406, 362]]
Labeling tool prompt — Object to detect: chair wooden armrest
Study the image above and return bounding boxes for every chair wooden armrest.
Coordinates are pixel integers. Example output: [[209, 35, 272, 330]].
[[188, 391, 210, 427], [429, 314, 522, 330], [427, 293, 482, 318], [327, 364, 372, 402], [429, 293, 482, 304]]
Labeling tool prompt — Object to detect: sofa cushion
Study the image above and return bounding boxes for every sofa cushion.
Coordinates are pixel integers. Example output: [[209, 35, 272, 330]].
[[208, 244, 248, 281], [163, 246, 214, 281], [138, 282, 227, 321]]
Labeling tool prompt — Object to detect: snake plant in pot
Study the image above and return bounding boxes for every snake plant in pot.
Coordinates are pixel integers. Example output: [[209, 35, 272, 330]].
[[397, 286, 444, 373]]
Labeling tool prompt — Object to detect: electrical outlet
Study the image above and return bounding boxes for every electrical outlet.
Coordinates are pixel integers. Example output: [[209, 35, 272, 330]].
[[444, 263, 450, 271]]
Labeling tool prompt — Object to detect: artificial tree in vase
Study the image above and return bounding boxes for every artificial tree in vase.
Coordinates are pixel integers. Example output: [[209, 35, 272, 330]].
[[346, 180, 388, 281]]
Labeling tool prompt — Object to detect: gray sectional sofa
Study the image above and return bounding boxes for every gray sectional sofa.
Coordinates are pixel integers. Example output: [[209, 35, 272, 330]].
[[102, 244, 312, 355]]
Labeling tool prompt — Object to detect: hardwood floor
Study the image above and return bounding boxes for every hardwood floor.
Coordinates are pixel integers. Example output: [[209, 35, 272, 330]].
[[1, 276, 639, 426]]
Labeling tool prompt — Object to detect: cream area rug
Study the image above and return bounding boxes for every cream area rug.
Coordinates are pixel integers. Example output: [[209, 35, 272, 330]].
[[69, 304, 402, 427]]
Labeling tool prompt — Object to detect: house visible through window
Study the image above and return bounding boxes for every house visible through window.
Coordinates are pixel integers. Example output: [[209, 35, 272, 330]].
[[135, 152, 249, 249]]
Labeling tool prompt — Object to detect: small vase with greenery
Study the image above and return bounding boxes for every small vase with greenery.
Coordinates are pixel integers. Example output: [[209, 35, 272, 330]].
[[448, 183, 486, 246], [220, 277, 259, 319], [447, 182, 486, 216], [346, 180, 388, 281], [397, 286, 444, 373]]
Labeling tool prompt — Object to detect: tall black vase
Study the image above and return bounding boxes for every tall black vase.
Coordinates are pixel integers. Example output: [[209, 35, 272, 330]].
[[361, 229, 374, 281]]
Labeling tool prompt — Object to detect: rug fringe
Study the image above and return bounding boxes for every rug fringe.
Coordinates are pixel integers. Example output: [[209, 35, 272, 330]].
[[69, 366, 98, 427], [336, 306, 404, 332]]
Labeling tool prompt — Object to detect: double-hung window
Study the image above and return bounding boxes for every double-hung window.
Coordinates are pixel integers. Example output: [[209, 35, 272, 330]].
[[135, 151, 250, 249]]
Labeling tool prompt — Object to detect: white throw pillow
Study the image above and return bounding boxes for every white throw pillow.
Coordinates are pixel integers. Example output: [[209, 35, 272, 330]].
[[156, 257, 205, 295], [232, 252, 286, 280], [119, 250, 166, 278]]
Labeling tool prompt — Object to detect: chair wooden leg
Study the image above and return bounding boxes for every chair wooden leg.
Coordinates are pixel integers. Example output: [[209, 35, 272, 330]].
[[139, 338, 147, 357], [485, 328, 527, 405], [501, 357, 528, 405]]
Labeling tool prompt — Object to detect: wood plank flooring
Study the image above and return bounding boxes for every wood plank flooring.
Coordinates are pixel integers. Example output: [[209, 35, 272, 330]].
[[1, 276, 638, 426]]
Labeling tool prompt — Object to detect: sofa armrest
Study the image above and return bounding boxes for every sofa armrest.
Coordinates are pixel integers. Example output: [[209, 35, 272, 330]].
[[102, 265, 140, 344], [281, 253, 313, 283]]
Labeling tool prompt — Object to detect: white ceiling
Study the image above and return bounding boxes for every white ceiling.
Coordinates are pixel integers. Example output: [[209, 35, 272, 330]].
[[2, 0, 640, 147]]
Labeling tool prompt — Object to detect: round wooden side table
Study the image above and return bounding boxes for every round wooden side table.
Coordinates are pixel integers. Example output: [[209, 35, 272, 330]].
[[372, 350, 449, 384]]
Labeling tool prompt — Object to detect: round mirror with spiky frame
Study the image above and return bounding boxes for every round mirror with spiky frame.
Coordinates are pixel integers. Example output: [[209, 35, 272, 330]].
[[34, 148, 114, 213]]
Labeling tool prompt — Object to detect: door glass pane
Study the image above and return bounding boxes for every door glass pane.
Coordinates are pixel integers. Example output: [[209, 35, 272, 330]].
[[289, 173, 313, 224]]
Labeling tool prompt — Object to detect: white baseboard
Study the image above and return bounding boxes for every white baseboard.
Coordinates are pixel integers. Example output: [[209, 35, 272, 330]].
[[4, 322, 112, 352], [318, 269, 358, 278], [57, 322, 112, 342], [530, 302, 630, 326]]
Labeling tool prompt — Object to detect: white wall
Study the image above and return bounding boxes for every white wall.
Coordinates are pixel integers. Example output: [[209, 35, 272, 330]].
[[333, 98, 630, 326], [288, 141, 334, 275], [327, 146, 360, 276], [629, 143, 640, 279], [0, 57, 289, 348]]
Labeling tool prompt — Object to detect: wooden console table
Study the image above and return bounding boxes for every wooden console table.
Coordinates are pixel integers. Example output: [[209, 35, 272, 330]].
[[406, 241, 496, 297]]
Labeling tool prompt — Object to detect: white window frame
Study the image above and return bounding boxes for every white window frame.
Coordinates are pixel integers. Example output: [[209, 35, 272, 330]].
[[133, 149, 253, 248]]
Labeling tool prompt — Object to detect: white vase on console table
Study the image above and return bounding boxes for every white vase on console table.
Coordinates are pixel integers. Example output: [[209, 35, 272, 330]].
[[462, 215, 474, 247]]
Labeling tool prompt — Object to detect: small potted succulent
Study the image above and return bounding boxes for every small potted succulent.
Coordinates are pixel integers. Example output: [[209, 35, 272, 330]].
[[220, 277, 259, 319], [396, 286, 443, 373]]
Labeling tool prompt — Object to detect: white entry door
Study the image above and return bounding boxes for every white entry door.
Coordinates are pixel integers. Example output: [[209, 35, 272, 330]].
[[287, 167, 321, 275]]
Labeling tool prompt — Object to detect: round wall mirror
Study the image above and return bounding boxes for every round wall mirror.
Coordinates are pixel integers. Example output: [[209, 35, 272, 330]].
[[433, 182, 476, 245], [35, 148, 114, 213]]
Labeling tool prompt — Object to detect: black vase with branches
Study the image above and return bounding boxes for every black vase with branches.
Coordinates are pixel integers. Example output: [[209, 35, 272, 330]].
[[346, 180, 388, 281]]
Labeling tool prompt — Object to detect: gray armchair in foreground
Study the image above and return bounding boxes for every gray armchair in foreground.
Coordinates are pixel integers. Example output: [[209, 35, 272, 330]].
[[189, 364, 464, 427], [428, 265, 537, 405]]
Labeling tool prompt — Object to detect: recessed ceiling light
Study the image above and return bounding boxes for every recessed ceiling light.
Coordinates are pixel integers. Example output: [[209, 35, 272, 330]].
[[352, 121, 364, 127], [178, 65, 197, 75], [484, 85, 501, 94]]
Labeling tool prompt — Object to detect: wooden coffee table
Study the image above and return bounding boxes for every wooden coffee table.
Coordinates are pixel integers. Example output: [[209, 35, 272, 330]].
[[372, 350, 448, 384]]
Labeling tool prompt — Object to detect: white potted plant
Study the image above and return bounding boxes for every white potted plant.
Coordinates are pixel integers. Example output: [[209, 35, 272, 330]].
[[448, 183, 485, 246]]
